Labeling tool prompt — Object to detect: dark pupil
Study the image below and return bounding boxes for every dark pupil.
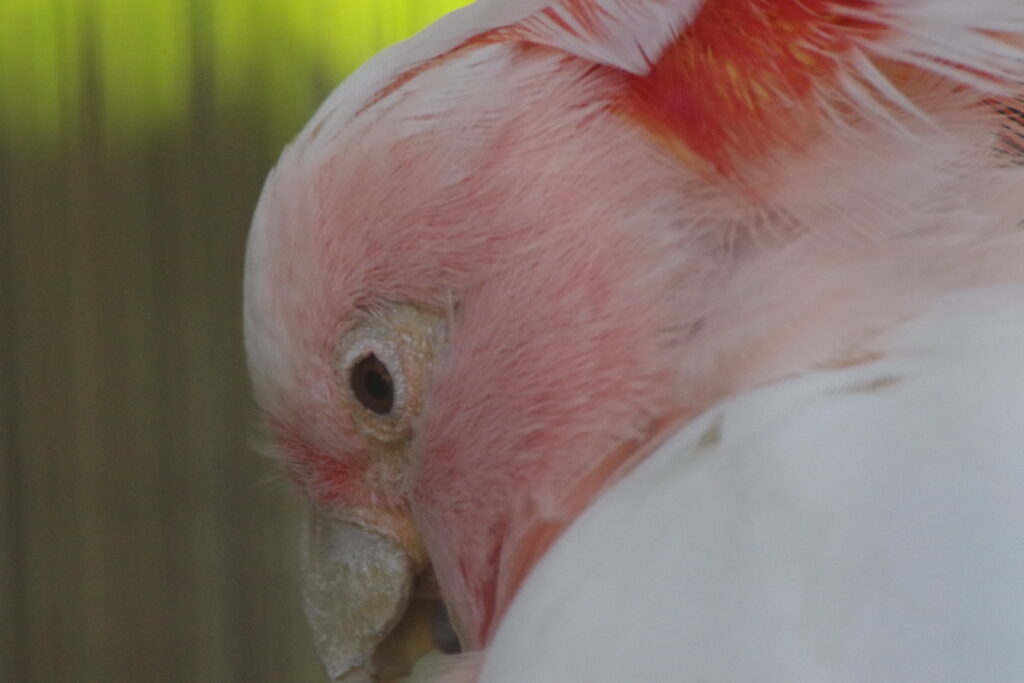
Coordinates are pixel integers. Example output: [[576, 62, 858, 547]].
[[349, 354, 394, 415]]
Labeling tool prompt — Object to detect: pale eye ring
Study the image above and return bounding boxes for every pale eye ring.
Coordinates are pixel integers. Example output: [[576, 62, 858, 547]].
[[340, 336, 406, 425], [349, 352, 395, 416], [334, 304, 444, 444]]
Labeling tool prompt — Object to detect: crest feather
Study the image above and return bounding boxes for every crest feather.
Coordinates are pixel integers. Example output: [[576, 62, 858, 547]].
[[502, 0, 700, 73], [498, 0, 1024, 172]]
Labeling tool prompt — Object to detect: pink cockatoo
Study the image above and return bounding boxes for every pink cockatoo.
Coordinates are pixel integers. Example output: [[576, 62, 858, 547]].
[[244, 1, 1024, 681]]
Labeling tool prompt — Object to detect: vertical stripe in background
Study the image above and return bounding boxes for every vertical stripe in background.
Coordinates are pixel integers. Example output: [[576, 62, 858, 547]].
[[0, 2, 471, 682]]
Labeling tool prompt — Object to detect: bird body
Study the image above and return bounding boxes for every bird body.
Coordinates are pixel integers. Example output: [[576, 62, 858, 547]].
[[482, 284, 1024, 682], [243, 1, 1024, 680]]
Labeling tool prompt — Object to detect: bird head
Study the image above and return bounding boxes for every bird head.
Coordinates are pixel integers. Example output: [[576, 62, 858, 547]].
[[243, 27, 699, 682]]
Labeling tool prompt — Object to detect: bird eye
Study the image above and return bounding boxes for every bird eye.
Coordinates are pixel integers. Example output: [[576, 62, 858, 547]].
[[349, 353, 395, 415], [335, 304, 445, 445]]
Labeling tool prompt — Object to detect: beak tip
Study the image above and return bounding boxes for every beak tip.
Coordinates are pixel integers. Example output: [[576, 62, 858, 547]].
[[332, 669, 374, 683]]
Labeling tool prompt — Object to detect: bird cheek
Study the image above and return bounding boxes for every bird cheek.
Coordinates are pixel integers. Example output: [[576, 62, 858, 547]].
[[272, 427, 371, 507]]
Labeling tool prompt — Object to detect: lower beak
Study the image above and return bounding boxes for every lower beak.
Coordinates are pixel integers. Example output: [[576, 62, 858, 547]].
[[301, 504, 445, 682]]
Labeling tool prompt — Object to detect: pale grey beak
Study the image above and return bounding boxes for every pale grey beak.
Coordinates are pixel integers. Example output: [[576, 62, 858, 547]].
[[301, 505, 416, 683]]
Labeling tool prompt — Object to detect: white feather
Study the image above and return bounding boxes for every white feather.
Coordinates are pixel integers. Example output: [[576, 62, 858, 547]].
[[512, 0, 699, 73], [480, 284, 1024, 682]]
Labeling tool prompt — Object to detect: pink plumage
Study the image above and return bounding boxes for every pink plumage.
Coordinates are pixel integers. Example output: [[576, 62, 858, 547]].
[[244, 1, 1024, 680]]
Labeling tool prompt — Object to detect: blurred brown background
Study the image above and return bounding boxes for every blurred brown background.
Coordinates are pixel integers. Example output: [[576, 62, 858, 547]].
[[0, 2, 467, 680]]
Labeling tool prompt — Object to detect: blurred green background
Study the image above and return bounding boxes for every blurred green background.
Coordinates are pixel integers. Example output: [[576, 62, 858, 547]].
[[0, 1, 469, 680]]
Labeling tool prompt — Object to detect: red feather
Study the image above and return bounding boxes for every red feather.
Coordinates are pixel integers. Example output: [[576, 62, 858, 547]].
[[625, 1, 885, 173]]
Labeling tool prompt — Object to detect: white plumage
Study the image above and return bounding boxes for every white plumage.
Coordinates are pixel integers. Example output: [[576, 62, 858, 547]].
[[482, 285, 1024, 682]]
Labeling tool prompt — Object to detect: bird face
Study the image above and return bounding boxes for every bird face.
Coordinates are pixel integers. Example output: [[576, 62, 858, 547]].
[[244, 43, 696, 680]]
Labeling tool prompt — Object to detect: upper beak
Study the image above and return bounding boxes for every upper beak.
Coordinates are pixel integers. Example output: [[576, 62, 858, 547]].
[[301, 504, 444, 682]]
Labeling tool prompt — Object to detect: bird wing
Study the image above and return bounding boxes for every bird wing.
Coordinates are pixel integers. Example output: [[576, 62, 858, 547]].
[[479, 284, 1024, 682]]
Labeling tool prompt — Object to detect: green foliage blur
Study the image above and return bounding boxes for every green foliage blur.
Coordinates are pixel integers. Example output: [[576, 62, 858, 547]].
[[0, 0, 471, 147]]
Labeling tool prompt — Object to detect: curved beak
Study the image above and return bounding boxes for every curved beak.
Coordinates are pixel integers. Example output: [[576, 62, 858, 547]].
[[301, 504, 444, 682], [302, 505, 414, 682]]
